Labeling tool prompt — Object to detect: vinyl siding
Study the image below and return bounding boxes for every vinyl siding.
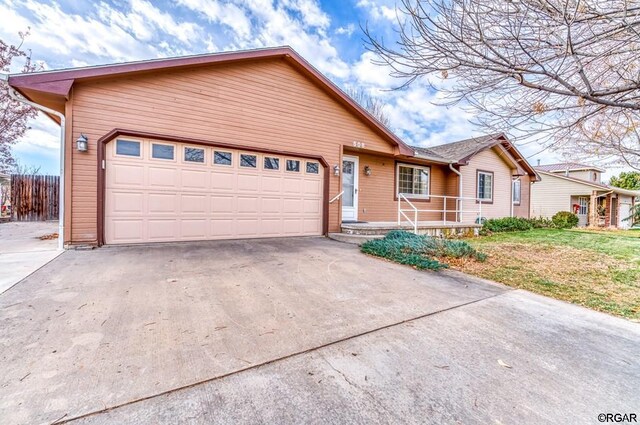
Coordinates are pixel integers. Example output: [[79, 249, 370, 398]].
[[68, 58, 398, 243], [566, 170, 600, 183], [460, 147, 514, 219], [530, 173, 594, 218]]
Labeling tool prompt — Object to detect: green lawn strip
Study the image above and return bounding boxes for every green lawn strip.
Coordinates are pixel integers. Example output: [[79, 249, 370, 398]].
[[465, 229, 640, 319], [470, 229, 640, 262]]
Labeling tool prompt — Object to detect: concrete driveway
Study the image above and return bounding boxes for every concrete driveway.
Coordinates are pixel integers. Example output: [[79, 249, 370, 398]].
[[0, 221, 61, 293], [0, 237, 638, 424]]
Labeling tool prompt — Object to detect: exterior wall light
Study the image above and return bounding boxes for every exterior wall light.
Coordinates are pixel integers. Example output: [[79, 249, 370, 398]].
[[333, 165, 340, 176], [76, 134, 88, 152], [364, 165, 372, 176]]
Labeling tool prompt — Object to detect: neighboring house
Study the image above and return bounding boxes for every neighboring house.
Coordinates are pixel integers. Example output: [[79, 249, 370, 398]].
[[7, 47, 537, 246], [531, 162, 639, 229]]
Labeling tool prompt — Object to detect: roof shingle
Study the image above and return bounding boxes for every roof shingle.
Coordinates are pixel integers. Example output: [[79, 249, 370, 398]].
[[535, 162, 605, 173], [412, 134, 504, 162]]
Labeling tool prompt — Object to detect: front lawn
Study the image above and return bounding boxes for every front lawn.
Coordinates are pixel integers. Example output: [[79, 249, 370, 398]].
[[455, 229, 640, 320]]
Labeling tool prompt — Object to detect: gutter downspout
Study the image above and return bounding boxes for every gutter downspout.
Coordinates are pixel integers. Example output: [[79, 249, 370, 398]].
[[449, 163, 462, 222], [2, 75, 66, 251]]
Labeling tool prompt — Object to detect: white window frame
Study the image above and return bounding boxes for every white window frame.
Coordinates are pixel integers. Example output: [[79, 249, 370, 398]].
[[578, 197, 588, 215], [213, 150, 233, 167], [305, 161, 320, 174], [285, 159, 301, 173], [512, 178, 521, 205], [396, 163, 430, 199], [477, 171, 493, 202], [263, 156, 280, 171], [115, 139, 142, 158], [239, 153, 258, 168], [183, 146, 206, 164], [150, 142, 176, 162]]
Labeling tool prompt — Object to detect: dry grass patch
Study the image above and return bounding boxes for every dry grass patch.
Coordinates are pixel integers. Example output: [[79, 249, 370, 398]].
[[448, 241, 640, 320]]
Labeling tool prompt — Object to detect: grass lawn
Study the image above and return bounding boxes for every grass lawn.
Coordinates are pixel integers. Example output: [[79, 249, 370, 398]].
[[451, 228, 640, 320]]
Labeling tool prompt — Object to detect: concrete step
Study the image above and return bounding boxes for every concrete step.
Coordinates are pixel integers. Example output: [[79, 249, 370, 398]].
[[327, 233, 384, 245]]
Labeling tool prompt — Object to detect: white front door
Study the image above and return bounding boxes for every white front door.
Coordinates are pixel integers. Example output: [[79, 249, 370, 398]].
[[341, 155, 359, 221], [577, 196, 589, 227]]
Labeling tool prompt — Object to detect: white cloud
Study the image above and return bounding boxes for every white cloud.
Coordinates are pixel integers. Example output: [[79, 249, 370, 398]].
[[335, 24, 356, 36], [12, 113, 60, 157], [281, 0, 330, 29], [177, 0, 252, 38], [0, 0, 158, 61], [352, 51, 398, 89], [356, 0, 398, 22]]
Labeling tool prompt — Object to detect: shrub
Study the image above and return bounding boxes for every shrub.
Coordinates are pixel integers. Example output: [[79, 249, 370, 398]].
[[361, 230, 486, 270], [482, 217, 533, 233], [528, 216, 554, 228], [552, 211, 579, 228]]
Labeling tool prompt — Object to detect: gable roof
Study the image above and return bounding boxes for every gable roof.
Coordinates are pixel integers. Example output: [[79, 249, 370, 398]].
[[536, 162, 606, 173], [413, 133, 539, 178], [537, 170, 640, 196], [7, 46, 414, 156]]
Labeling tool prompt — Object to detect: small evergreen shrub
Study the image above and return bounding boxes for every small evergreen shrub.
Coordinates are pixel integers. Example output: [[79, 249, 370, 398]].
[[552, 211, 579, 228], [528, 216, 554, 228], [482, 217, 533, 233], [360, 230, 486, 270]]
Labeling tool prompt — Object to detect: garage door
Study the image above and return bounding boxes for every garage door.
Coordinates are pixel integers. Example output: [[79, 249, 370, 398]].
[[105, 138, 324, 244]]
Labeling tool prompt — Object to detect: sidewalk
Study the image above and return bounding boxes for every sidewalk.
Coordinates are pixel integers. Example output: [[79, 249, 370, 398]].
[[0, 221, 62, 294]]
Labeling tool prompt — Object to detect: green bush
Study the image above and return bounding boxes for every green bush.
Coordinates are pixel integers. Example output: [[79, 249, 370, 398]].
[[552, 211, 579, 229], [482, 217, 533, 233], [528, 216, 554, 228], [360, 230, 486, 270]]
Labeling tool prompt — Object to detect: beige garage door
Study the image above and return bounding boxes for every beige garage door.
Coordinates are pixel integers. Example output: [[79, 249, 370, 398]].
[[105, 138, 324, 244]]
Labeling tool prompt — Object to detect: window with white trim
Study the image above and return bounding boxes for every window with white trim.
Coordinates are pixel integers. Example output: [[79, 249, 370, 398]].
[[184, 147, 205, 163], [512, 179, 521, 205], [240, 154, 257, 168], [286, 159, 300, 172], [151, 143, 175, 160], [477, 171, 493, 201], [213, 151, 232, 166], [115, 139, 140, 157], [578, 197, 588, 215], [396, 163, 430, 198]]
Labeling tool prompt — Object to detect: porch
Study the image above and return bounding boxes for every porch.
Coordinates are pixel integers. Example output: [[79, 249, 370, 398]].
[[329, 194, 484, 244]]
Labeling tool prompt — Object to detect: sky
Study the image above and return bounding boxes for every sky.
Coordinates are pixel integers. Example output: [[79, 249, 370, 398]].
[[2, 0, 566, 176]]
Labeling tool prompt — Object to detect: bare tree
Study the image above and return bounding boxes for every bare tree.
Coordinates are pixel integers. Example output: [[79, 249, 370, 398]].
[[345, 86, 392, 127], [364, 0, 640, 169], [0, 31, 37, 174]]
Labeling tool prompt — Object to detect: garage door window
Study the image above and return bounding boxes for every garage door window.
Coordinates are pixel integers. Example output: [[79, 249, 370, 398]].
[[306, 162, 319, 174], [286, 159, 300, 172], [116, 140, 141, 157], [184, 147, 205, 163], [214, 151, 232, 166], [264, 157, 280, 170], [240, 154, 257, 168], [152, 144, 175, 160]]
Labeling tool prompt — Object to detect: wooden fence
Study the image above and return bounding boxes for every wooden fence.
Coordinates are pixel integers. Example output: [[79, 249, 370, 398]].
[[10, 174, 60, 221]]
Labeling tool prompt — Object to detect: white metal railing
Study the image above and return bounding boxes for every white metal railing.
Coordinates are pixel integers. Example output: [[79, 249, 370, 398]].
[[329, 191, 344, 204], [397, 193, 487, 233]]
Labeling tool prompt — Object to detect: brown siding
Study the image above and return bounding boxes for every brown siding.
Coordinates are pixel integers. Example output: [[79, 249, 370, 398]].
[[354, 150, 455, 222], [69, 58, 397, 243]]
